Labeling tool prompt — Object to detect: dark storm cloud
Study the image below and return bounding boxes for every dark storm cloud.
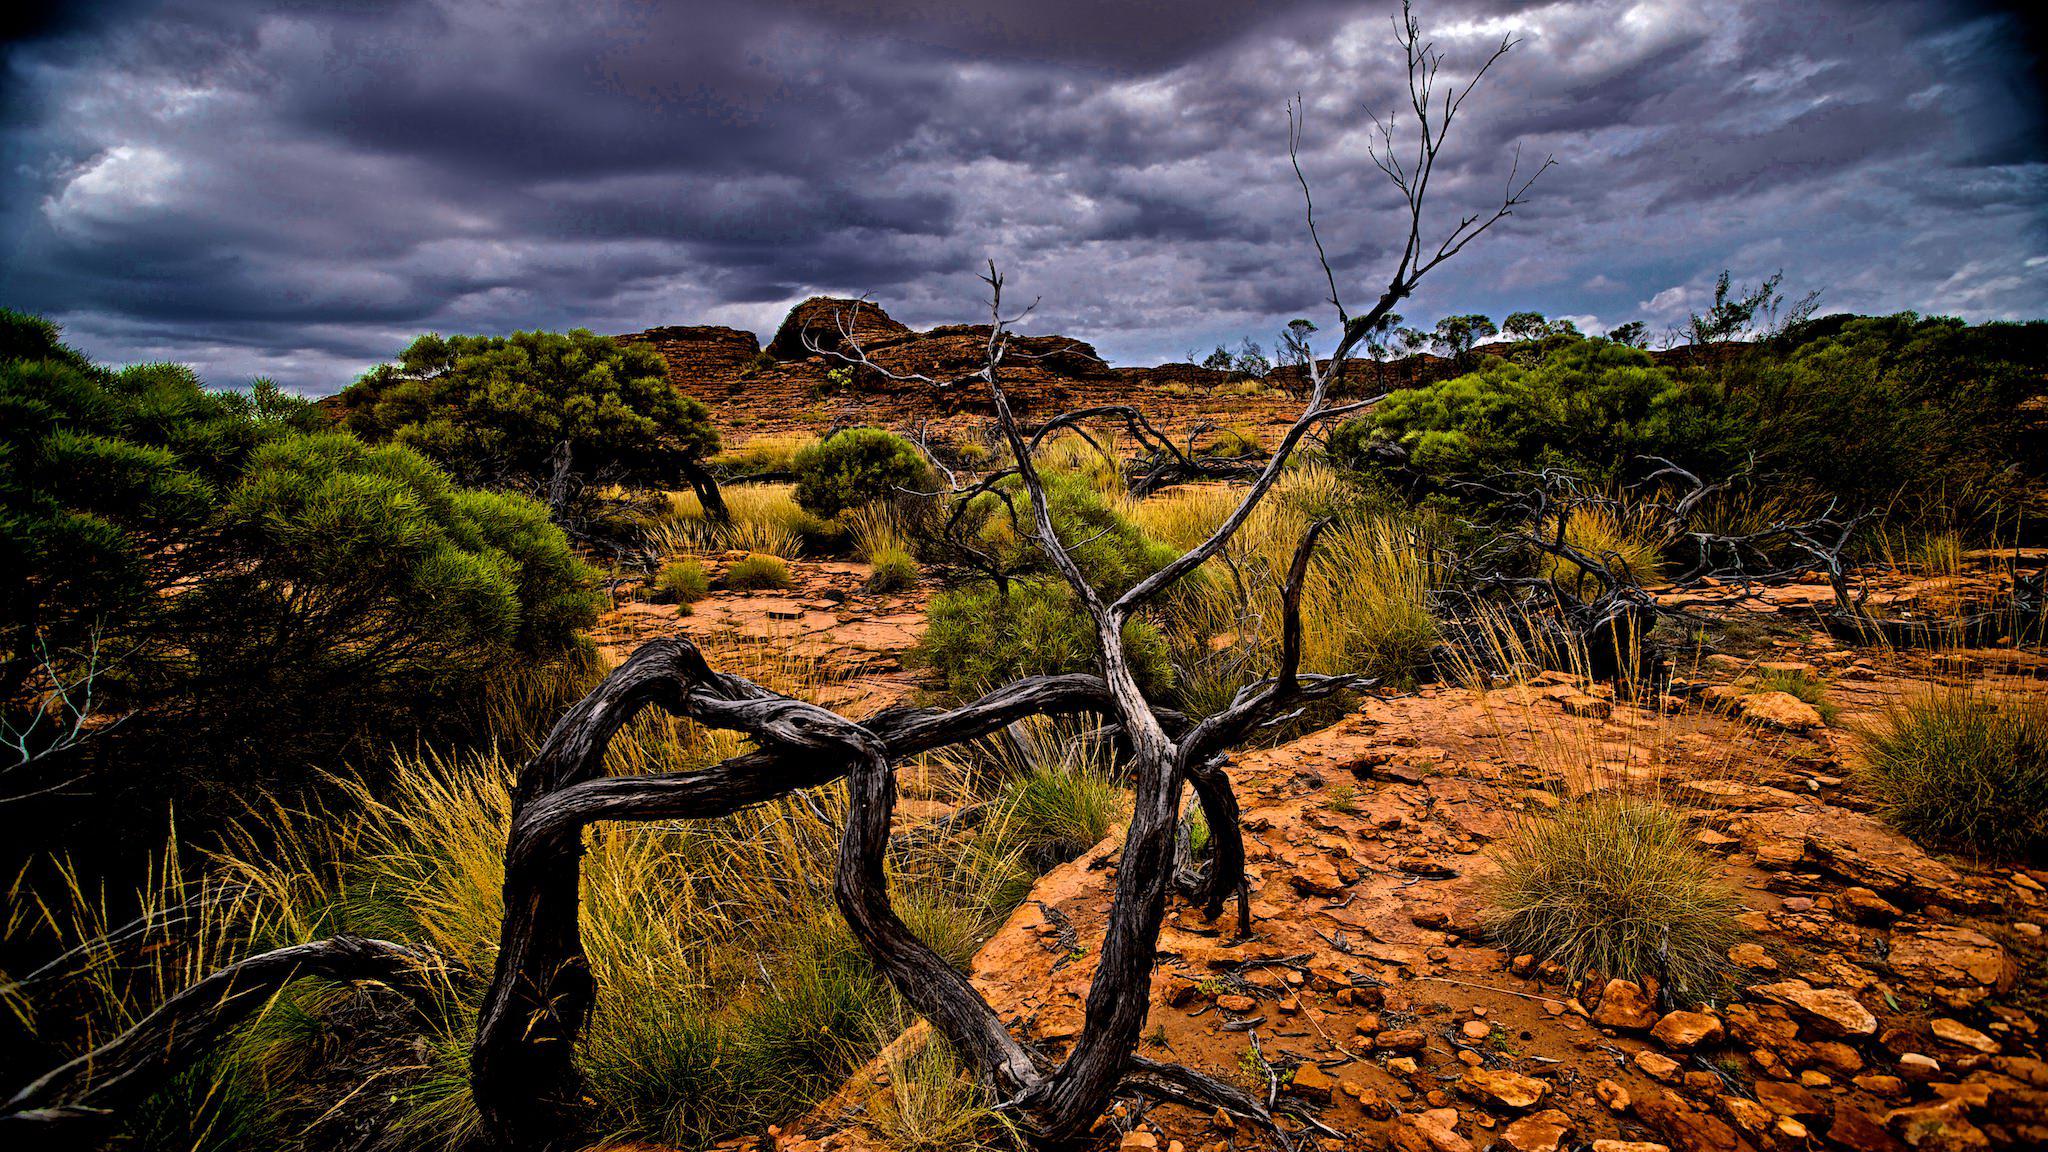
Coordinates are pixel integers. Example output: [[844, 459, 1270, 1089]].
[[0, 0, 2042, 392]]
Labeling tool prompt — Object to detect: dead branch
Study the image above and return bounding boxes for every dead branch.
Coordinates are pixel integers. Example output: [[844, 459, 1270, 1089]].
[[1, 937, 433, 1151]]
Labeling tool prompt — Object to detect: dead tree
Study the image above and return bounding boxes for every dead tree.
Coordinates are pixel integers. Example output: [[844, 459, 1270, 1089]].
[[2, 6, 1544, 1148], [0, 937, 431, 1151], [469, 8, 1544, 1146]]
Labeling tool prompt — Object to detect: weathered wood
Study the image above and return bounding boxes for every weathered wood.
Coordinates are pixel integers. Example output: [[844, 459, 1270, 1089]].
[[472, 643, 1141, 1147], [1, 936, 429, 1152], [473, 6, 1536, 1144]]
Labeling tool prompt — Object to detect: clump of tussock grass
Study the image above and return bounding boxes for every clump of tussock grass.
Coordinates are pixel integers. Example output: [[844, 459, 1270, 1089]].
[[653, 557, 711, 604], [1485, 794, 1746, 1003], [1746, 666, 1839, 724], [1859, 685, 2048, 862], [1536, 503, 1664, 595], [1032, 431, 1124, 498], [961, 720, 1128, 870], [1196, 423, 1263, 458], [725, 552, 794, 591], [658, 482, 828, 559], [1150, 466, 1440, 719], [865, 548, 919, 593], [869, 1038, 1017, 1151], [993, 764, 1127, 870], [713, 432, 819, 478]]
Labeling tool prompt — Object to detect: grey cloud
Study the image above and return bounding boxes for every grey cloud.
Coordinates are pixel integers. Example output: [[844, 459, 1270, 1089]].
[[0, 0, 2042, 393]]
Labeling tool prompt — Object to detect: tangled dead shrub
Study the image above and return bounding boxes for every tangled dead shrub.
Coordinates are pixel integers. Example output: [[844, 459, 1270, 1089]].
[[1485, 795, 1745, 1002], [1859, 686, 2048, 863]]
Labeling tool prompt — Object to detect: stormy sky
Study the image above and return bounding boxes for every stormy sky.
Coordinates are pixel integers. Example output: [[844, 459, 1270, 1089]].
[[1, 1, 2043, 394]]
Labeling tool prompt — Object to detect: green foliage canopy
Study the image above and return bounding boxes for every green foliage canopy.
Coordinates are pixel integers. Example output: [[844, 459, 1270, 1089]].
[[1358, 337, 1731, 487], [338, 328, 718, 492], [792, 427, 933, 518], [0, 310, 599, 813]]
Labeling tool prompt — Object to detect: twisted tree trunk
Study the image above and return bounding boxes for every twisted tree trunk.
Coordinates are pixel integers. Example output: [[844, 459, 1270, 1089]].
[[1, 937, 430, 1152]]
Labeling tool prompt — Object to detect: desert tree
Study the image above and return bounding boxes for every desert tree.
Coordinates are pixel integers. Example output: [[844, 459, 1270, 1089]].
[[1682, 269, 1822, 351], [1430, 312, 1499, 364], [2, 3, 1550, 1147], [462, 3, 1548, 1147], [1608, 319, 1649, 348]]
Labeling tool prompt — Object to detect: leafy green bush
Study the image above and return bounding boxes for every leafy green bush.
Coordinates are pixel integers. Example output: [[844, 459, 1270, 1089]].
[[726, 553, 794, 591], [1364, 337, 1734, 488], [337, 328, 719, 496], [792, 428, 933, 518], [1860, 687, 2048, 862], [915, 580, 1172, 699], [1726, 314, 2047, 525], [1486, 796, 1744, 1002], [957, 470, 1180, 598], [0, 311, 600, 815], [865, 547, 919, 593], [654, 558, 711, 604]]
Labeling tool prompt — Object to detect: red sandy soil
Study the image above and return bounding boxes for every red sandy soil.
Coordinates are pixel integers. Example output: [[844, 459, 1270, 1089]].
[[626, 561, 2048, 1152]]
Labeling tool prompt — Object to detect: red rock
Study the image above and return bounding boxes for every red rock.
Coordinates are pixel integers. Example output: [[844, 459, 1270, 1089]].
[[1343, 1080, 1395, 1119], [1291, 1060, 1337, 1103], [1595, 979, 1660, 1031], [1652, 1010, 1726, 1050], [1928, 1018, 1998, 1055], [1839, 886, 1901, 924], [1376, 1028, 1429, 1052], [1751, 980, 1878, 1038], [1592, 1143, 1671, 1152], [1828, 1101, 1906, 1152], [1887, 925, 2014, 992], [1739, 690, 1825, 731], [1635, 1051, 1683, 1082], [1500, 1108, 1573, 1152], [1754, 1079, 1825, 1119], [1290, 855, 1351, 897], [1636, 1090, 1761, 1152], [1406, 1108, 1473, 1152], [1461, 1066, 1548, 1109], [1216, 994, 1258, 1013], [1579, 1077, 1626, 1114], [1884, 1096, 1988, 1150]]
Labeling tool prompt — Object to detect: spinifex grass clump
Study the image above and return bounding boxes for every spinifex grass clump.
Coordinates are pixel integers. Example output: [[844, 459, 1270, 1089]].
[[1536, 503, 1663, 596], [994, 763, 1128, 869], [654, 557, 711, 604], [1486, 795, 1745, 1002], [726, 552, 794, 591], [1860, 686, 2048, 862]]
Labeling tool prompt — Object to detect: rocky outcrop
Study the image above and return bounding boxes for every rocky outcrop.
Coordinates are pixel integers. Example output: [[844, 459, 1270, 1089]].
[[765, 296, 913, 361], [616, 324, 762, 379]]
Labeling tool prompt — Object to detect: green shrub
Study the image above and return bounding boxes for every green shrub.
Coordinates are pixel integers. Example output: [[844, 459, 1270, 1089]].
[[992, 762, 1128, 869], [865, 547, 919, 593], [654, 558, 710, 603], [337, 328, 719, 497], [1859, 687, 2048, 862], [0, 310, 600, 813], [726, 553, 794, 591], [1361, 337, 1736, 489], [915, 580, 1173, 699], [958, 470, 1179, 597], [1726, 314, 2047, 526], [792, 428, 933, 518], [1486, 795, 1745, 1002]]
